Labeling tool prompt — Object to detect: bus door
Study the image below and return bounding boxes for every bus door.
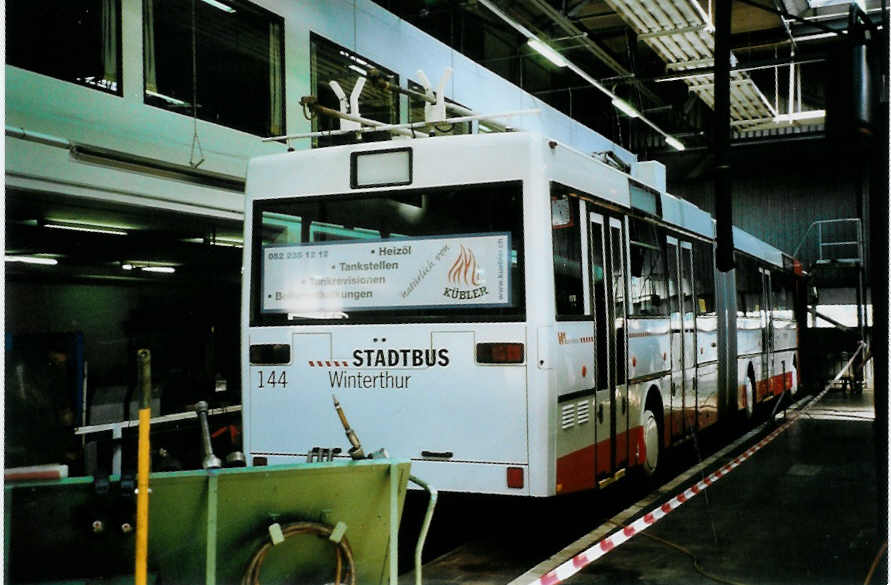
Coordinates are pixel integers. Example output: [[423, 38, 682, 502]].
[[680, 243, 697, 430], [760, 268, 774, 399], [588, 211, 629, 486], [666, 237, 696, 439]]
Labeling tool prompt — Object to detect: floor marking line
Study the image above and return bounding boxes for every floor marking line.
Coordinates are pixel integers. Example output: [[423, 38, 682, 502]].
[[510, 344, 866, 585]]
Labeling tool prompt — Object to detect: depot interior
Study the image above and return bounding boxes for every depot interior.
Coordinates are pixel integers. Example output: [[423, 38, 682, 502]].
[[4, 0, 887, 565]]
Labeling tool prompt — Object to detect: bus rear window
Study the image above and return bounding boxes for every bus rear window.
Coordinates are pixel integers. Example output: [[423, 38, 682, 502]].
[[250, 182, 524, 324]]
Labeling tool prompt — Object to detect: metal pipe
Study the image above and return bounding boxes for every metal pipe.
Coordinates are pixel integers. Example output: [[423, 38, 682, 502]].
[[332, 395, 365, 460], [367, 71, 509, 132], [857, 264, 865, 341], [408, 475, 438, 585], [5, 125, 71, 149], [135, 349, 152, 585], [196, 401, 222, 469], [808, 306, 851, 331], [307, 101, 426, 139], [649, 56, 827, 83], [714, 0, 735, 272], [263, 109, 540, 142]]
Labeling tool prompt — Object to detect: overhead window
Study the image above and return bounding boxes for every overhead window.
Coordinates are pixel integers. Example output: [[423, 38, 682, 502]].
[[629, 182, 662, 217], [629, 218, 667, 316], [143, 0, 285, 137], [7, 0, 121, 94], [310, 34, 400, 148]]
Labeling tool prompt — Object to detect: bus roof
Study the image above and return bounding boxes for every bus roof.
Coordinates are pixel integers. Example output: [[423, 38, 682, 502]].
[[246, 131, 790, 269]]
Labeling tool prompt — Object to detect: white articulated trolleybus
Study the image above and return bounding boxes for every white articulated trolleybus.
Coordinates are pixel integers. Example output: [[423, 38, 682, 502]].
[[241, 131, 804, 496]]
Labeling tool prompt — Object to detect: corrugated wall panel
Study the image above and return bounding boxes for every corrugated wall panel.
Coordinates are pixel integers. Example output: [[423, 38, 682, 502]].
[[668, 161, 861, 259]]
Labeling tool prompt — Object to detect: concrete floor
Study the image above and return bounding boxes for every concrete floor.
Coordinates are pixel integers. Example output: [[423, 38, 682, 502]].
[[562, 385, 883, 585], [408, 385, 885, 585]]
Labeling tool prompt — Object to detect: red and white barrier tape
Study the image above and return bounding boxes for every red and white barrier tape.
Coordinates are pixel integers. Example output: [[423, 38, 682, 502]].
[[527, 344, 866, 585]]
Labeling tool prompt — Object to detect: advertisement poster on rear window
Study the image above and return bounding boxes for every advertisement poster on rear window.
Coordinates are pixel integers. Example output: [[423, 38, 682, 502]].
[[261, 232, 511, 314]]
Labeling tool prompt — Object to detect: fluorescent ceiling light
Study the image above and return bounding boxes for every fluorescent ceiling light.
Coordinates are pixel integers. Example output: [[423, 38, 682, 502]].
[[773, 109, 826, 123], [141, 266, 176, 274], [201, 0, 235, 13], [792, 32, 839, 42], [146, 90, 189, 106], [5, 255, 58, 266], [611, 97, 640, 118], [527, 39, 568, 68], [44, 222, 127, 236], [339, 50, 369, 66], [183, 237, 243, 248], [347, 64, 368, 77], [477, 0, 684, 153], [122, 262, 177, 273], [665, 136, 686, 151]]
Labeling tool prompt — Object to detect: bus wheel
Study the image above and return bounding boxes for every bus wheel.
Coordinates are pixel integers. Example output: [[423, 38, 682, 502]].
[[641, 409, 661, 476]]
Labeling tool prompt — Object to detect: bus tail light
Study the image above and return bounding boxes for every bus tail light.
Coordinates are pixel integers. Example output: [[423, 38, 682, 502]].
[[507, 467, 524, 489], [249, 344, 290, 365], [476, 342, 524, 364]]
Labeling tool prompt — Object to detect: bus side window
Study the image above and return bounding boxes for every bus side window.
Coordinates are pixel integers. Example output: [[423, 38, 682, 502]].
[[735, 255, 760, 317], [771, 271, 792, 319], [551, 190, 584, 317], [693, 241, 716, 315], [629, 218, 667, 316]]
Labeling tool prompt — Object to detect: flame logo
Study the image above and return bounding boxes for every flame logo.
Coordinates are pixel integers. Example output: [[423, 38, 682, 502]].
[[448, 245, 480, 286]]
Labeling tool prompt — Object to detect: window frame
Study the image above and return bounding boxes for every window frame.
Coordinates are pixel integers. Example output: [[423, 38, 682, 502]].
[[141, 0, 286, 137], [309, 32, 400, 148], [627, 216, 669, 317], [249, 181, 527, 327], [550, 184, 586, 320], [7, 0, 124, 96]]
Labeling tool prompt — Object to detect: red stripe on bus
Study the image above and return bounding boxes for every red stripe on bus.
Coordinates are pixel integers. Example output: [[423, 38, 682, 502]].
[[555, 426, 644, 494]]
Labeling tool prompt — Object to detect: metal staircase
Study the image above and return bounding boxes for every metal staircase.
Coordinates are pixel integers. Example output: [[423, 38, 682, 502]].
[[793, 218, 867, 337]]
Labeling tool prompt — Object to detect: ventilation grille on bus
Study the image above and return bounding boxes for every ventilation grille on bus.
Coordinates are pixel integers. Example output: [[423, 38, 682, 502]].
[[576, 401, 590, 425], [561, 404, 576, 430]]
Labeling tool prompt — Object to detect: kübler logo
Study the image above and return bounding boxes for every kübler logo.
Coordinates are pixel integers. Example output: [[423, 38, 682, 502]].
[[443, 244, 489, 300]]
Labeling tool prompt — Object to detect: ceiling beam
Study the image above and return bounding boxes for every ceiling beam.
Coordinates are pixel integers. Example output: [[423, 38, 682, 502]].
[[735, 0, 845, 35], [604, 55, 828, 84], [517, 0, 665, 106]]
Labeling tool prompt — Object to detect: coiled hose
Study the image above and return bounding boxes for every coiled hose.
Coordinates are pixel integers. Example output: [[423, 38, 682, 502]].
[[241, 521, 356, 585]]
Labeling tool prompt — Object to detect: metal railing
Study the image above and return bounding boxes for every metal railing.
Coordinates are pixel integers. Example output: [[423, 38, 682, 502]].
[[792, 218, 864, 268]]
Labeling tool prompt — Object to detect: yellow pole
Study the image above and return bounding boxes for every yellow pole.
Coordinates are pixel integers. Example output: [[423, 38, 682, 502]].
[[135, 349, 152, 585]]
